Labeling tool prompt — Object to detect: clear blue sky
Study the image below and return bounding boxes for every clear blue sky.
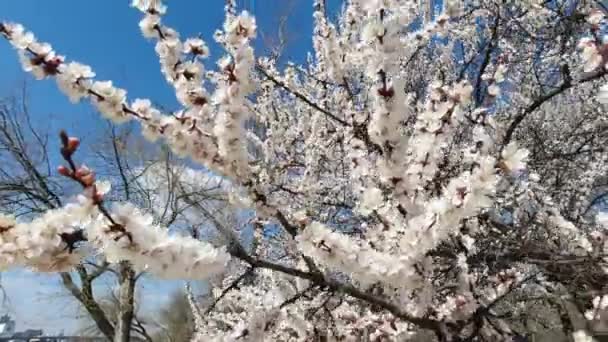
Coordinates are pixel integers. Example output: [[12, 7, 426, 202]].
[[0, 0, 340, 335]]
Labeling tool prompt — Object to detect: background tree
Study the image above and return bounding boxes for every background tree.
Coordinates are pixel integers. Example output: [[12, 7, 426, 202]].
[[151, 287, 197, 342]]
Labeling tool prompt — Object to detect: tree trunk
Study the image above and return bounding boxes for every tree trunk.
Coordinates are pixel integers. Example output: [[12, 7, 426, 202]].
[[114, 262, 136, 342], [60, 271, 115, 341], [423, 0, 435, 23]]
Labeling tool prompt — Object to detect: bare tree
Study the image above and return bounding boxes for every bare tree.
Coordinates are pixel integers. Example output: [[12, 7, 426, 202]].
[[76, 286, 153, 342], [150, 288, 197, 342], [257, 0, 298, 62]]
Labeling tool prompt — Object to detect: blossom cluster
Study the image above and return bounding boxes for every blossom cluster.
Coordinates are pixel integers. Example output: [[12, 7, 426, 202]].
[[0, 196, 94, 272], [192, 267, 414, 341], [87, 203, 230, 279], [0, 129, 231, 281], [213, 11, 257, 178], [0, 186, 230, 280], [297, 222, 419, 287]]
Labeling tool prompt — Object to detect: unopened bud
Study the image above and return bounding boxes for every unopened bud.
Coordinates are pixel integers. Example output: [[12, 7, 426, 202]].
[[57, 165, 71, 177], [67, 137, 80, 152]]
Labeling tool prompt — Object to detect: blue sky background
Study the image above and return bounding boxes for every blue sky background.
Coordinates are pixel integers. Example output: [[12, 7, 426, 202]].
[[0, 0, 341, 335]]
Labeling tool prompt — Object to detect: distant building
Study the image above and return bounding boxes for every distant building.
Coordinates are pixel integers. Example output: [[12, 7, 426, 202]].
[[0, 335, 107, 342], [0, 314, 108, 342], [0, 315, 16, 337], [11, 329, 43, 339]]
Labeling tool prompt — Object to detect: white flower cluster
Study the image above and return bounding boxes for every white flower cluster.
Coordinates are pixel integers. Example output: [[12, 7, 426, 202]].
[[361, 3, 447, 178], [579, 37, 604, 73], [312, 0, 344, 82], [213, 12, 256, 178], [133, 2, 260, 181], [88, 203, 230, 279], [403, 81, 474, 188], [193, 268, 304, 341], [1, 23, 135, 124], [134, 0, 210, 110], [5, 23, 64, 80], [193, 267, 413, 341], [583, 212, 608, 273], [297, 222, 419, 287], [0, 196, 95, 272], [131, 0, 166, 15], [401, 156, 498, 259], [329, 304, 412, 340], [434, 292, 478, 322], [0, 166, 229, 279], [1, 23, 134, 126], [501, 141, 530, 173], [56, 62, 95, 103], [90, 80, 130, 123], [1, 21, 229, 178]]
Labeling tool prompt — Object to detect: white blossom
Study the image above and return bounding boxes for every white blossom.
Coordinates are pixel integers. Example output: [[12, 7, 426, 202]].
[[183, 38, 209, 57], [139, 14, 161, 38], [598, 83, 608, 104], [131, 0, 166, 15], [0, 197, 95, 272], [88, 203, 230, 279], [359, 187, 383, 215], [90, 81, 130, 123], [56, 62, 95, 103], [579, 37, 603, 72], [501, 142, 529, 173], [488, 84, 501, 97], [587, 10, 605, 25], [297, 222, 419, 287]]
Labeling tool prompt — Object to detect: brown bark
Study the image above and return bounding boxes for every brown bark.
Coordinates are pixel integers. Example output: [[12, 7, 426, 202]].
[[114, 262, 136, 342], [60, 269, 115, 341]]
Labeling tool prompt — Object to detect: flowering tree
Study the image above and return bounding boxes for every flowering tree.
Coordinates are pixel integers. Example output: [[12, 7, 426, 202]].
[[1, 0, 608, 340]]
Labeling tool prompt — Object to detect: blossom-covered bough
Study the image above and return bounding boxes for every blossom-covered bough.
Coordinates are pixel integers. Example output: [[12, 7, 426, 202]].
[[1, 0, 608, 340]]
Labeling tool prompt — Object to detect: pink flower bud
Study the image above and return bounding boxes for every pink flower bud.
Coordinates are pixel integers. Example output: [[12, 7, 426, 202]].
[[57, 165, 71, 177], [67, 137, 80, 152]]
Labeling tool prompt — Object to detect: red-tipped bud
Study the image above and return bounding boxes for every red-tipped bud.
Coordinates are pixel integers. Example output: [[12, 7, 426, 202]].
[[67, 137, 80, 152], [57, 165, 72, 177]]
